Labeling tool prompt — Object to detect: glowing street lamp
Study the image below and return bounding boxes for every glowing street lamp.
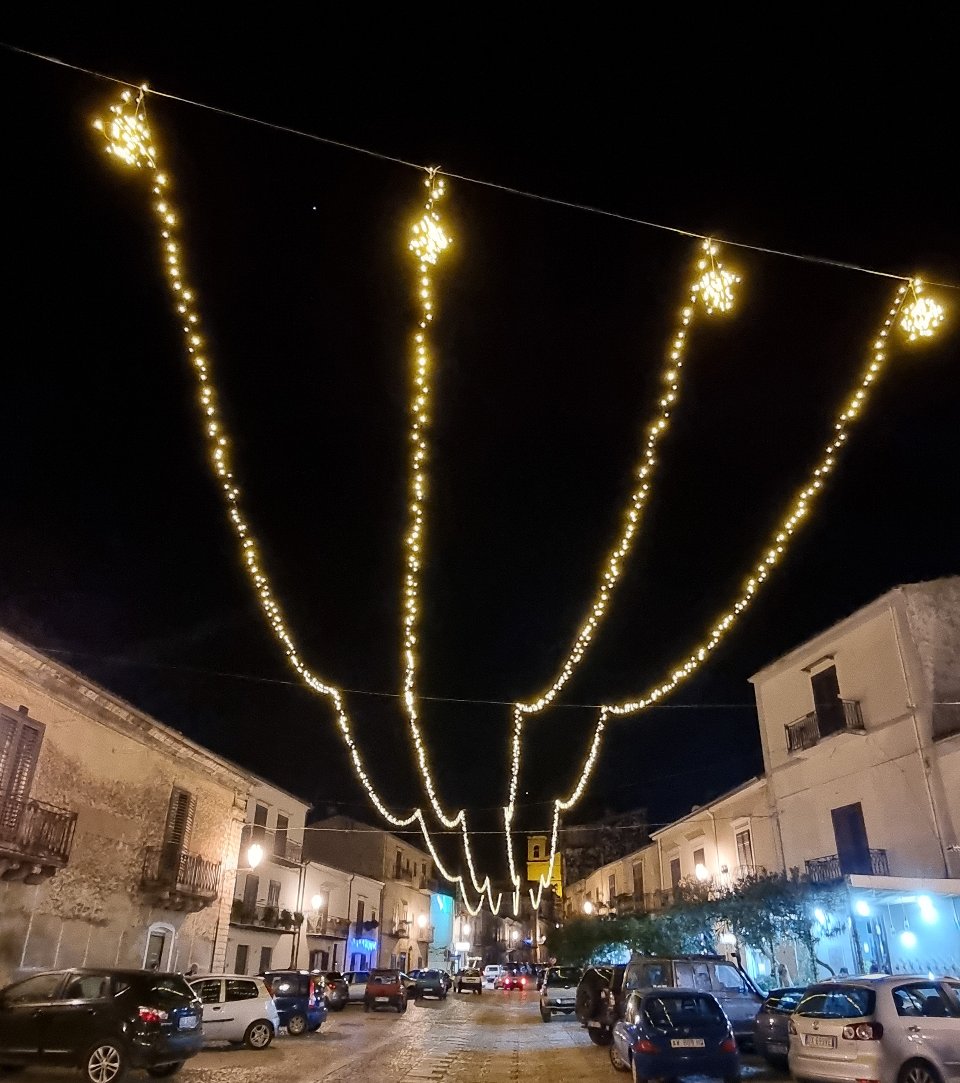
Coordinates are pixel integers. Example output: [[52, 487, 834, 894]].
[[583, 900, 594, 915], [247, 843, 263, 869], [311, 893, 325, 911]]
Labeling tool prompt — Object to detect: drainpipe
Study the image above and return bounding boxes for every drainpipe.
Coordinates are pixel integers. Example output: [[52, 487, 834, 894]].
[[345, 874, 356, 969], [891, 599, 950, 876]]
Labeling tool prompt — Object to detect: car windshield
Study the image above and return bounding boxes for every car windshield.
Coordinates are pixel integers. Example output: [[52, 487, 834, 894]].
[[547, 967, 582, 986], [795, 984, 875, 1019], [643, 993, 726, 1029]]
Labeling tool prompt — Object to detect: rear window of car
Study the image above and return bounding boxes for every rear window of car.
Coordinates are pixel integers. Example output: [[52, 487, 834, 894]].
[[226, 979, 261, 1001], [462, 969, 480, 977], [370, 972, 398, 984], [762, 988, 805, 1013], [795, 984, 875, 1019], [643, 992, 726, 1028], [147, 977, 197, 1008], [267, 974, 308, 996], [547, 968, 582, 986]]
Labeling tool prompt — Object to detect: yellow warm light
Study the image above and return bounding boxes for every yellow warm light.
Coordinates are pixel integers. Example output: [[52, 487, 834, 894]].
[[900, 279, 945, 340], [91, 90, 501, 917]]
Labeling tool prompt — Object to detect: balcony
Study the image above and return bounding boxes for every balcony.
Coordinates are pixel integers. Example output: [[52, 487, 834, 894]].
[[786, 700, 864, 752], [0, 796, 77, 884], [230, 899, 303, 930], [417, 924, 435, 942], [141, 845, 221, 911], [387, 921, 409, 938], [305, 914, 351, 938], [805, 848, 889, 883], [733, 864, 768, 880]]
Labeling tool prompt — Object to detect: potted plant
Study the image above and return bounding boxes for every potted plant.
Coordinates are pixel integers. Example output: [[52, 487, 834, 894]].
[[293, 911, 304, 926], [262, 904, 279, 927], [279, 909, 294, 928]]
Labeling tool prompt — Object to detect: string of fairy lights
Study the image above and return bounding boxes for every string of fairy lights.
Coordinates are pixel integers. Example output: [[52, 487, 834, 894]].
[[90, 85, 946, 916]]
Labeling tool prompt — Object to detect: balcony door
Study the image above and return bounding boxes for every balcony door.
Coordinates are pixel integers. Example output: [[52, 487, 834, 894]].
[[832, 801, 872, 875], [0, 706, 44, 837], [161, 787, 196, 876], [812, 665, 845, 737]]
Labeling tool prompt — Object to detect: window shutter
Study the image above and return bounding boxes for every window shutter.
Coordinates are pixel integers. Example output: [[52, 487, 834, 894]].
[[0, 709, 45, 833], [163, 788, 196, 851]]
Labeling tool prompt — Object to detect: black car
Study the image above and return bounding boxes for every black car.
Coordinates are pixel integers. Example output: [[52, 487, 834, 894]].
[[0, 967, 203, 1081], [575, 963, 628, 1045], [752, 985, 805, 1067], [315, 970, 349, 1011]]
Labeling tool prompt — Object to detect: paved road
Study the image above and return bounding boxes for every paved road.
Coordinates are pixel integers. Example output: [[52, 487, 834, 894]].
[[14, 987, 793, 1082]]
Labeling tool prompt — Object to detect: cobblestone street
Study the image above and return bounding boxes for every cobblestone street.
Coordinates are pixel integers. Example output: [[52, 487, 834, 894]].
[[8, 988, 793, 1083]]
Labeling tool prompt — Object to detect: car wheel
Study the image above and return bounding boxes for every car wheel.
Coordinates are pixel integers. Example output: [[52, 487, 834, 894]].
[[82, 1040, 126, 1083], [900, 1061, 943, 1083], [540, 1006, 552, 1022], [244, 1020, 274, 1050], [609, 1039, 629, 1072], [286, 1011, 308, 1036], [146, 1066, 183, 1079], [588, 1025, 612, 1046]]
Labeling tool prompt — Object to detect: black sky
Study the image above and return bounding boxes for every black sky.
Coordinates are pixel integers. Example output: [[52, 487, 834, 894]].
[[1, 30, 958, 883]]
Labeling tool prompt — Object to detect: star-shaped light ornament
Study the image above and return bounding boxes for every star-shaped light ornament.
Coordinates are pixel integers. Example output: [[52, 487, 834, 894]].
[[92, 87, 156, 170], [409, 173, 450, 265], [900, 279, 945, 341], [692, 240, 740, 315]]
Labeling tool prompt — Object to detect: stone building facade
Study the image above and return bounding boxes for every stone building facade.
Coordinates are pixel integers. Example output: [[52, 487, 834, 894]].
[[0, 631, 252, 984]]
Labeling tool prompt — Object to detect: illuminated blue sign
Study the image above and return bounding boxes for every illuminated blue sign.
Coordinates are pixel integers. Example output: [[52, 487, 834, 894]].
[[351, 937, 377, 953]]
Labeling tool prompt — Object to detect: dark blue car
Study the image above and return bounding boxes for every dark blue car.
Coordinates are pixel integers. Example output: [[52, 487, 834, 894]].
[[263, 970, 327, 1035], [609, 987, 741, 1081]]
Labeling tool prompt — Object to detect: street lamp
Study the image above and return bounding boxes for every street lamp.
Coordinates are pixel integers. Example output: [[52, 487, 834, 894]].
[[247, 843, 263, 869], [582, 900, 594, 915], [510, 929, 519, 942], [311, 893, 325, 911], [417, 913, 428, 929]]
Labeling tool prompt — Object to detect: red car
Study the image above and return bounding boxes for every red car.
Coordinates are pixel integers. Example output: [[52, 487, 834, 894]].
[[497, 969, 529, 991]]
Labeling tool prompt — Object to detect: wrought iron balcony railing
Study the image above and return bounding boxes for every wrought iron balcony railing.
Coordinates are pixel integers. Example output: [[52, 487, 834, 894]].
[[230, 899, 303, 929], [805, 848, 889, 883], [141, 844, 221, 910], [0, 796, 77, 882], [305, 914, 351, 937], [786, 700, 865, 751]]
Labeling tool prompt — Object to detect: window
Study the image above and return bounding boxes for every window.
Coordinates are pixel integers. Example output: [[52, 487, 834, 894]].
[[533, 844, 541, 859], [632, 861, 645, 898], [831, 802, 872, 875], [194, 978, 222, 1004], [63, 973, 111, 1000], [242, 873, 259, 911], [310, 948, 330, 971], [144, 922, 175, 971], [252, 803, 268, 843], [693, 847, 706, 870], [274, 813, 288, 857], [356, 899, 365, 926], [258, 946, 272, 974], [161, 787, 196, 875], [670, 857, 681, 887], [812, 664, 845, 736], [395, 849, 402, 878], [235, 944, 249, 975], [267, 880, 281, 907], [0, 704, 44, 836], [227, 978, 261, 1002], [608, 873, 617, 900], [714, 963, 749, 993], [735, 828, 754, 869], [4, 972, 62, 1003]]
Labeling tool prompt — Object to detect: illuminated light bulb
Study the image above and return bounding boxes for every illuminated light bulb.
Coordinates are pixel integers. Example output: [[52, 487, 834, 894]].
[[247, 843, 263, 869], [900, 279, 945, 340]]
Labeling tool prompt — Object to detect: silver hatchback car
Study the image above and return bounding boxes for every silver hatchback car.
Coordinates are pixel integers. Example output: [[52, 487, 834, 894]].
[[789, 974, 960, 1083], [540, 965, 583, 1021]]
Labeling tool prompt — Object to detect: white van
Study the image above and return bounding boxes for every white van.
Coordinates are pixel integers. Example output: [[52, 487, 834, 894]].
[[482, 964, 504, 987]]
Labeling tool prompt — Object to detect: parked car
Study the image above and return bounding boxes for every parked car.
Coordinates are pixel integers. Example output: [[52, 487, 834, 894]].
[[456, 968, 483, 994], [262, 969, 327, 1035], [753, 985, 806, 1067], [609, 987, 742, 1079], [0, 967, 203, 1081], [315, 970, 349, 1011], [400, 972, 418, 995], [189, 974, 278, 1049], [482, 964, 504, 987], [540, 965, 583, 1021], [789, 973, 960, 1083], [575, 962, 628, 1044], [341, 970, 370, 1003], [364, 968, 408, 1012], [621, 954, 763, 1048], [413, 969, 447, 1000]]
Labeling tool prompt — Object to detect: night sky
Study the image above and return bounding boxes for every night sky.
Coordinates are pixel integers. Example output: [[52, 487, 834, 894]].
[[1, 31, 957, 884]]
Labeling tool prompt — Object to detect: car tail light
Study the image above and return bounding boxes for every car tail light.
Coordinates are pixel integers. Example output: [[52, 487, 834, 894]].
[[138, 1006, 168, 1024], [719, 1037, 737, 1053], [308, 980, 317, 1007], [634, 1038, 658, 1054], [520, 977, 526, 987], [842, 1022, 883, 1040]]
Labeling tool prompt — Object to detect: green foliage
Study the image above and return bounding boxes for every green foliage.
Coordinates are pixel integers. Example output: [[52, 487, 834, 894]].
[[548, 873, 848, 978]]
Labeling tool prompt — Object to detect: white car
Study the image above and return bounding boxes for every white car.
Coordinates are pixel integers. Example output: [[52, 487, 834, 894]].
[[342, 970, 370, 1003], [189, 974, 279, 1049], [789, 973, 960, 1083], [483, 964, 504, 988], [455, 967, 483, 994]]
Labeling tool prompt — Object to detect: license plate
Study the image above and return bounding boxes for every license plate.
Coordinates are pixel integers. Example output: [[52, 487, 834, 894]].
[[806, 1034, 836, 1048], [375, 996, 389, 1002], [178, 1015, 199, 1030], [671, 1038, 705, 1048]]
